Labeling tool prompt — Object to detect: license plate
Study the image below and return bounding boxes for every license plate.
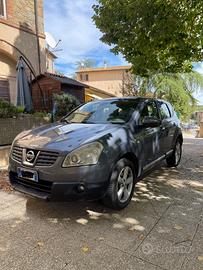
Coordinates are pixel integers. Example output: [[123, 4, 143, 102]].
[[17, 168, 38, 182]]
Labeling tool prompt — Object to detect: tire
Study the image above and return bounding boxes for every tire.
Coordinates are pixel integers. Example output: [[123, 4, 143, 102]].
[[166, 139, 182, 167], [102, 158, 136, 210]]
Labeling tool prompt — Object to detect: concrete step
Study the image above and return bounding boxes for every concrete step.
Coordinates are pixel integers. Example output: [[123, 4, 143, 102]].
[[0, 146, 11, 170]]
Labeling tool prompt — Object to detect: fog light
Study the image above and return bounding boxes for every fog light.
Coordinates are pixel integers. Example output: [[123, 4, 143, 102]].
[[77, 185, 85, 193]]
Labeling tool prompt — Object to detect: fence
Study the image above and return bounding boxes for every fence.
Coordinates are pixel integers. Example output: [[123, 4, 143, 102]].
[[0, 116, 50, 146]]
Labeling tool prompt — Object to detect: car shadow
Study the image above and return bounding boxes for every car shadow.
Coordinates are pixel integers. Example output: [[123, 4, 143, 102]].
[[23, 158, 203, 234]]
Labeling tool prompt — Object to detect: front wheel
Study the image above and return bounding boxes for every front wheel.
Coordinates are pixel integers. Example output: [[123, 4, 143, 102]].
[[102, 158, 136, 210], [166, 139, 182, 167]]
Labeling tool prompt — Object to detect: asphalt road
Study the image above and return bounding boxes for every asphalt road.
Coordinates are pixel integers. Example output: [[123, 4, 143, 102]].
[[0, 137, 203, 270]]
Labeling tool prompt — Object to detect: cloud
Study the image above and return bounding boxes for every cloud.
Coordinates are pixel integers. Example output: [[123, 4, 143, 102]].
[[193, 62, 203, 75], [44, 0, 127, 76], [192, 63, 203, 104]]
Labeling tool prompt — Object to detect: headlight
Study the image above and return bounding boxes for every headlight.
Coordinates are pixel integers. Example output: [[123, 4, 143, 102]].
[[62, 142, 103, 167]]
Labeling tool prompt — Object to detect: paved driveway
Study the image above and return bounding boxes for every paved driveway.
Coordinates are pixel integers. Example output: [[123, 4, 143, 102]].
[[0, 138, 203, 270]]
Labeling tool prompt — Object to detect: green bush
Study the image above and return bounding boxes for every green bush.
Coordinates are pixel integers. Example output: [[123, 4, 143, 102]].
[[0, 98, 18, 118], [33, 111, 49, 118], [53, 93, 80, 118], [17, 106, 25, 114]]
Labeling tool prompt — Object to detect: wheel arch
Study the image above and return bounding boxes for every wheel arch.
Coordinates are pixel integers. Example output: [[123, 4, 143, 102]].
[[177, 133, 183, 144], [120, 152, 140, 177]]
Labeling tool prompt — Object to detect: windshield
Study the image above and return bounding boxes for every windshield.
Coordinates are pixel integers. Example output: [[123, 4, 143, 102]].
[[63, 99, 139, 124]]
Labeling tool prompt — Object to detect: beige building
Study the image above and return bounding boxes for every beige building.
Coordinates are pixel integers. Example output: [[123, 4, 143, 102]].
[[195, 111, 203, 125], [46, 48, 57, 74], [76, 65, 131, 97], [0, 0, 47, 104]]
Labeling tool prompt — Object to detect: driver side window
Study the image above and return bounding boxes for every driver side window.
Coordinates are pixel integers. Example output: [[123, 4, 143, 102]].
[[140, 101, 159, 124]]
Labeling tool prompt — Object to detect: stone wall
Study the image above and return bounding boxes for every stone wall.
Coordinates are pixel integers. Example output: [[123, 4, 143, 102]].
[[0, 116, 50, 146], [0, 0, 46, 105], [0, 146, 10, 169], [2, 0, 44, 36]]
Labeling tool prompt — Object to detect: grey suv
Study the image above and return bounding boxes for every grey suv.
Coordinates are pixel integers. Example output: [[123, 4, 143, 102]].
[[9, 98, 183, 209]]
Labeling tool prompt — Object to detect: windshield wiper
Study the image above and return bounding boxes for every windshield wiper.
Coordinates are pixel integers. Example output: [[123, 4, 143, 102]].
[[110, 121, 125, 124], [61, 119, 71, 124], [81, 121, 95, 124]]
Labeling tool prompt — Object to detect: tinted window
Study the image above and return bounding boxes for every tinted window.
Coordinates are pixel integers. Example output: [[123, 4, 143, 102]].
[[140, 101, 159, 123], [159, 102, 171, 119], [64, 99, 140, 124]]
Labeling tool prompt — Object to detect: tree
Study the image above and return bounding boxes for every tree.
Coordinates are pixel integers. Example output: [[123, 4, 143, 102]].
[[93, 0, 203, 76], [55, 70, 65, 76], [122, 71, 203, 120], [53, 93, 80, 118], [76, 59, 96, 70]]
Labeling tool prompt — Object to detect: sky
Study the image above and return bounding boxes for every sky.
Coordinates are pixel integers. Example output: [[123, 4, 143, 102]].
[[193, 63, 203, 104], [44, 0, 203, 104], [44, 0, 127, 77]]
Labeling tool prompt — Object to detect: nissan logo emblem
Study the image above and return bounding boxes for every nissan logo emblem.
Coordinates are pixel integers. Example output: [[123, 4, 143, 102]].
[[26, 150, 35, 162]]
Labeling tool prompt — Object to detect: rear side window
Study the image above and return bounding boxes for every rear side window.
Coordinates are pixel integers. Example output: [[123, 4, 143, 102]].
[[159, 102, 171, 119], [167, 103, 174, 116]]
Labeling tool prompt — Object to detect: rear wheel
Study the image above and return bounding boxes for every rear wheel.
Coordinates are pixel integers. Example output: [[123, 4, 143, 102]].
[[166, 139, 182, 167], [102, 158, 136, 210]]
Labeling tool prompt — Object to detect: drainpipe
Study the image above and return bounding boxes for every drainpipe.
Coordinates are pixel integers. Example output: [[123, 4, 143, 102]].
[[34, 0, 41, 74], [122, 70, 125, 96]]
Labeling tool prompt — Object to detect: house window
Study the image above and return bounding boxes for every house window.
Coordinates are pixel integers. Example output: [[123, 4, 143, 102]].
[[80, 74, 89, 81], [85, 74, 89, 81], [0, 0, 6, 18]]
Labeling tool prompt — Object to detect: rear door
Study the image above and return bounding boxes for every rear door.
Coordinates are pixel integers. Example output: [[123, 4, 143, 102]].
[[157, 101, 175, 154]]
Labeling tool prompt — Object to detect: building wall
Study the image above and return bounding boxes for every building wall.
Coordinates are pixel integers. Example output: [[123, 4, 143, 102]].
[[1, 0, 44, 35], [196, 111, 203, 125], [77, 68, 130, 97], [0, 51, 16, 102], [0, 0, 46, 104], [46, 51, 56, 74], [85, 87, 114, 102]]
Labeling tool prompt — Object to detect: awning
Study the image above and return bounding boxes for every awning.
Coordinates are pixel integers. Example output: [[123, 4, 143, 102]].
[[86, 93, 102, 100]]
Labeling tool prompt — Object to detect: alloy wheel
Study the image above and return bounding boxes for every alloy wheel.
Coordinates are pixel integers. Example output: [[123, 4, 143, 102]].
[[117, 166, 134, 203], [175, 141, 181, 164]]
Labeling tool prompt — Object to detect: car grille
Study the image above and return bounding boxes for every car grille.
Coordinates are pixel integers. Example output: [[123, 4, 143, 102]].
[[12, 146, 23, 163], [12, 146, 59, 167], [35, 151, 59, 167], [10, 173, 52, 194]]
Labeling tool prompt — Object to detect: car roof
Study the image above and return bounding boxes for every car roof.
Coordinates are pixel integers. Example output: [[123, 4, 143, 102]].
[[95, 97, 154, 102], [97, 97, 170, 105]]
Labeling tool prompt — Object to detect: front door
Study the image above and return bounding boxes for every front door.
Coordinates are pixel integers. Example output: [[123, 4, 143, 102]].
[[136, 100, 162, 169]]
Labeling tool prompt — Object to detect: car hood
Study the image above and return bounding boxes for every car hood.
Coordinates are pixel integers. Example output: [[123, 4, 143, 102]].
[[15, 122, 121, 153]]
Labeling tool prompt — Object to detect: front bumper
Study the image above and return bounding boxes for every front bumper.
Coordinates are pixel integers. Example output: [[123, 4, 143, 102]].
[[9, 157, 110, 201]]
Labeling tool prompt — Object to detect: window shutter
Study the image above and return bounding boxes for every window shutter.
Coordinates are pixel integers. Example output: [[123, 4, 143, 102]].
[[0, 79, 10, 101]]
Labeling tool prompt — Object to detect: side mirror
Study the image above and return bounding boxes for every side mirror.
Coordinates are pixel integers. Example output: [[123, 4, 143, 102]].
[[142, 116, 161, 127]]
